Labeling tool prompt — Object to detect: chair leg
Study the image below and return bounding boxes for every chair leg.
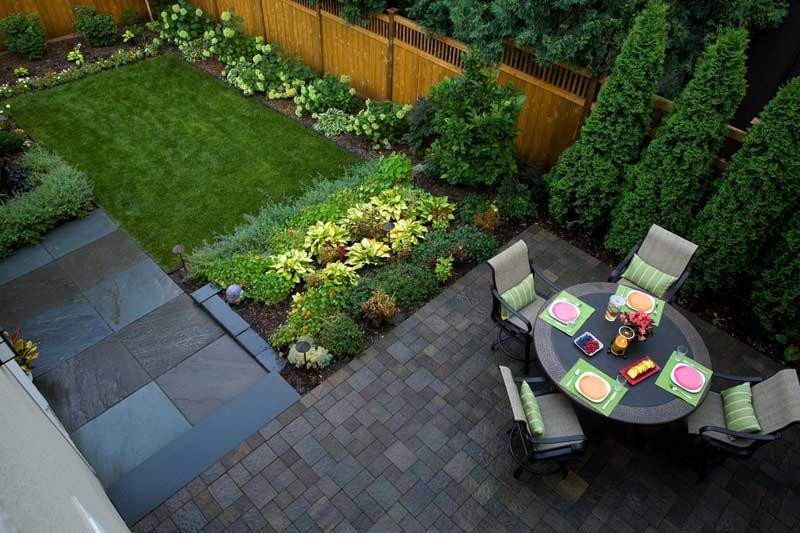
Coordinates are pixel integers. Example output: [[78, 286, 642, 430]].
[[524, 338, 532, 375], [558, 460, 568, 480], [513, 466, 523, 480]]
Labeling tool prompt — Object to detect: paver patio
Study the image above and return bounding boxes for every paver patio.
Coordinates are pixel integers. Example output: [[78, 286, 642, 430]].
[[134, 225, 800, 533]]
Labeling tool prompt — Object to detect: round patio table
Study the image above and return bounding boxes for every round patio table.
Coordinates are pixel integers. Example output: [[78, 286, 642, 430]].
[[534, 282, 711, 425]]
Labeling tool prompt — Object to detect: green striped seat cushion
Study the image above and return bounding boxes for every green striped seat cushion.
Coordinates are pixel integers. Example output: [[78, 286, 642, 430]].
[[622, 253, 678, 298], [519, 381, 544, 437], [500, 273, 535, 320], [721, 382, 762, 438]]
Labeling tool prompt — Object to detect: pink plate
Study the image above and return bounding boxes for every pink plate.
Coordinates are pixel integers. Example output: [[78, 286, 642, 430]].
[[671, 363, 705, 393], [550, 300, 579, 324]]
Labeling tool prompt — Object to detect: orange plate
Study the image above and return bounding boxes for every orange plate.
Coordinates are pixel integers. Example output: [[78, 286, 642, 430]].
[[627, 290, 654, 313], [576, 374, 608, 401]]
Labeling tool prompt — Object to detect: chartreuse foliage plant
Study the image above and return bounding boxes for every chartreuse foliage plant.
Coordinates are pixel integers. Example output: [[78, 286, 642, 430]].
[[426, 54, 524, 186], [604, 28, 748, 255], [546, 0, 668, 233], [202, 254, 293, 304], [687, 77, 800, 295], [751, 213, 800, 362], [0, 12, 46, 60]]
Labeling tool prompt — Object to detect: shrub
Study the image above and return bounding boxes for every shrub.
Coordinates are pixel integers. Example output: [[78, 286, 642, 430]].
[[1, 147, 93, 259], [202, 254, 293, 304], [348, 99, 412, 149], [0, 130, 25, 156], [604, 28, 749, 256], [0, 12, 46, 60], [158, 1, 212, 48], [495, 180, 532, 222], [313, 108, 350, 137], [751, 213, 800, 349], [688, 77, 800, 295], [435, 256, 454, 283], [404, 96, 435, 155], [411, 225, 496, 265], [361, 289, 397, 327], [426, 54, 523, 186], [370, 262, 439, 309], [546, 0, 668, 233], [294, 74, 358, 117], [473, 205, 499, 233], [74, 6, 118, 47], [343, 205, 383, 241], [318, 313, 366, 358]]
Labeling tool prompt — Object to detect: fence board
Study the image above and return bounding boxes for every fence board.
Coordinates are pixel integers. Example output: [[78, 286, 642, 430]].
[[262, 0, 321, 71], [320, 11, 387, 99]]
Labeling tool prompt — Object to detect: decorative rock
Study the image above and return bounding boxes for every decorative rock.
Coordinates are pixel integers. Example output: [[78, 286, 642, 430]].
[[226, 284, 243, 305], [412, 163, 427, 176]]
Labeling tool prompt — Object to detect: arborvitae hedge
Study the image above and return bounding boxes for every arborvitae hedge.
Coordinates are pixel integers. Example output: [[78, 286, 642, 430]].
[[604, 28, 748, 255], [751, 213, 800, 342], [687, 77, 800, 295], [545, 0, 668, 233]]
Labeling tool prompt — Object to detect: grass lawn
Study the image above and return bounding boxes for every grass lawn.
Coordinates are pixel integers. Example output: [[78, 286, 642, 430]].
[[9, 54, 357, 269]]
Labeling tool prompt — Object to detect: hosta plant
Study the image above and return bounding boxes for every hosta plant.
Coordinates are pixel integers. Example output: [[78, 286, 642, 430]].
[[304, 221, 349, 256], [343, 205, 383, 241], [370, 188, 408, 221], [294, 74, 358, 117], [67, 45, 84, 66], [389, 218, 427, 252], [3, 329, 39, 374], [346, 238, 391, 269], [270, 249, 314, 283], [287, 335, 333, 370], [314, 108, 350, 138], [311, 261, 359, 288], [348, 99, 412, 149]]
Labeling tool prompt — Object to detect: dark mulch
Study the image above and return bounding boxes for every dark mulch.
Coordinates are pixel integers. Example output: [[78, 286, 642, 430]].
[[0, 34, 147, 86], [0, 159, 30, 202]]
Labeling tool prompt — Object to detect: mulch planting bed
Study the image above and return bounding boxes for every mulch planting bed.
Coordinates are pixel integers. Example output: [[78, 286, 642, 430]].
[[0, 35, 147, 86]]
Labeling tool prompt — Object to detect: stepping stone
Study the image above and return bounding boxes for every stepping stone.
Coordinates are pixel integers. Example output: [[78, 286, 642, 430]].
[[35, 337, 150, 433], [41, 209, 116, 258], [0, 244, 53, 285], [71, 382, 191, 488], [156, 336, 267, 425], [58, 230, 181, 331], [0, 261, 111, 376], [115, 294, 223, 379]]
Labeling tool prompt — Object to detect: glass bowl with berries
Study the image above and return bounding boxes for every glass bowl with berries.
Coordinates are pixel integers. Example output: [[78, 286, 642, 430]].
[[574, 332, 603, 356]]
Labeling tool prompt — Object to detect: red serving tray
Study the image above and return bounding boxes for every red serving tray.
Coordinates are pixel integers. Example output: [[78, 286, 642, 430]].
[[619, 356, 661, 385]]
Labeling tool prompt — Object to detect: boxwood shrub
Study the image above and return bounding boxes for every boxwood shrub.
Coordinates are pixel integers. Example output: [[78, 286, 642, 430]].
[[0, 12, 46, 60], [74, 6, 118, 47]]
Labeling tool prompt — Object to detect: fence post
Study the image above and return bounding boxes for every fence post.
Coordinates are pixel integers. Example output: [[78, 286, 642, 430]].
[[385, 8, 398, 101], [315, 1, 325, 74], [256, 0, 267, 38]]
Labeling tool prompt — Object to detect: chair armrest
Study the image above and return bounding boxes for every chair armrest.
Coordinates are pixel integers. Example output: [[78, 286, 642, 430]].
[[663, 266, 691, 302], [713, 372, 765, 384], [532, 434, 587, 446], [491, 289, 532, 333], [608, 242, 641, 282], [699, 425, 780, 442], [514, 376, 555, 395], [531, 263, 561, 295]]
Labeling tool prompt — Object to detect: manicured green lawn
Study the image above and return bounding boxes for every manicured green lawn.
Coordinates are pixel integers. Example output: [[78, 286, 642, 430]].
[[10, 54, 357, 269]]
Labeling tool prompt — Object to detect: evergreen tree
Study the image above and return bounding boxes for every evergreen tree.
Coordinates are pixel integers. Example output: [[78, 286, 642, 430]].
[[545, 0, 668, 233], [604, 28, 748, 255], [687, 77, 800, 295]]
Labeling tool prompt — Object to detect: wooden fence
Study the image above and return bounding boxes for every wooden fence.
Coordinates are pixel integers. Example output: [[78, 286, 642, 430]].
[[196, 0, 598, 168], [0, 0, 148, 50]]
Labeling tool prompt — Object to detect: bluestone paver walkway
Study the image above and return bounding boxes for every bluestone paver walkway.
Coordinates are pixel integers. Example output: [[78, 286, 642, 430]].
[[132, 224, 800, 533]]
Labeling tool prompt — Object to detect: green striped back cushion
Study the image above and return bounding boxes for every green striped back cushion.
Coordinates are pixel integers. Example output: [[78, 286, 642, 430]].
[[622, 253, 677, 298], [721, 382, 762, 437], [519, 381, 544, 437], [500, 273, 535, 320]]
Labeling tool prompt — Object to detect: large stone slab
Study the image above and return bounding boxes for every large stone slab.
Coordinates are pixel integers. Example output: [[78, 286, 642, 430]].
[[156, 336, 267, 424], [115, 294, 224, 379], [71, 382, 191, 488], [58, 231, 181, 330], [41, 209, 116, 258], [109, 373, 300, 525], [0, 262, 111, 376], [35, 337, 151, 433], [0, 244, 53, 285]]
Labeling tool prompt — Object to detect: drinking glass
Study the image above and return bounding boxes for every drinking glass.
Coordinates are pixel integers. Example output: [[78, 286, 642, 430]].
[[604, 294, 625, 321], [614, 375, 626, 391], [676, 345, 688, 361]]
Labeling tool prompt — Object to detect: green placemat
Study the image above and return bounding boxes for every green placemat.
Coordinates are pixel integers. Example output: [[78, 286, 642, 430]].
[[559, 358, 628, 416], [614, 284, 666, 326], [539, 291, 595, 336], [654, 352, 713, 406]]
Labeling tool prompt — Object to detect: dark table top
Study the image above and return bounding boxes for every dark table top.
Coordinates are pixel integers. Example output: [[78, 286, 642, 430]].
[[534, 282, 712, 425]]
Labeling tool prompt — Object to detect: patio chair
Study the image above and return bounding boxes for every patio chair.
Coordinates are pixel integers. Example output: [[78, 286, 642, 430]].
[[608, 224, 698, 302], [487, 240, 561, 374], [687, 369, 800, 479], [499, 366, 587, 479]]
